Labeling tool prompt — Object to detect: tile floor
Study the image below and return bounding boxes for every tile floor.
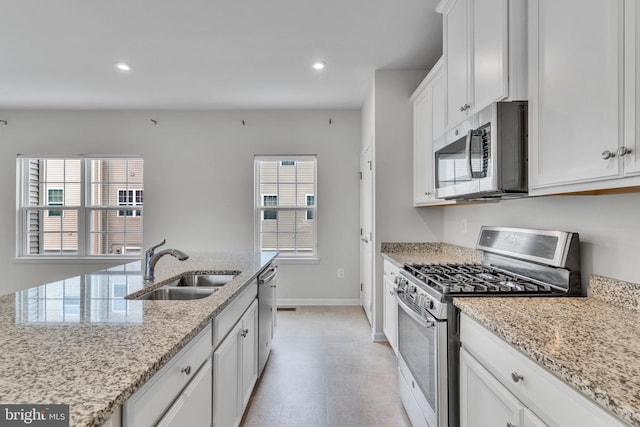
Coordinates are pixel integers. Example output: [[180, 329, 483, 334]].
[[240, 306, 412, 427]]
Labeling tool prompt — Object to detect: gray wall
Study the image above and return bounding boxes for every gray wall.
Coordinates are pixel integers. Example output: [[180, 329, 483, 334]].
[[0, 109, 361, 302], [440, 193, 640, 289], [363, 70, 445, 337]]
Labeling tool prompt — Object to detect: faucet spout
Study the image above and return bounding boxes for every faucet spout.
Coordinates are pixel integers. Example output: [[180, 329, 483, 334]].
[[144, 242, 189, 282]]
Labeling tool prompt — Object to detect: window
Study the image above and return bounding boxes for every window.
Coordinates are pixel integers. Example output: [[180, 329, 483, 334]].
[[47, 188, 64, 217], [118, 189, 143, 217], [254, 155, 317, 259], [17, 156, 144, 258]]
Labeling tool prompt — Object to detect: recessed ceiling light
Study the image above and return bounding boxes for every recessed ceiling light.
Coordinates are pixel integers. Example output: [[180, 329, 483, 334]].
[[115, 62, 131, 72], [312, 61, 326, 70]]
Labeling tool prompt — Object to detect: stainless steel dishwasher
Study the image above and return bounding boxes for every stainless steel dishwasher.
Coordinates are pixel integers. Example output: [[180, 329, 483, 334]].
[[257, 264, 277, 376]]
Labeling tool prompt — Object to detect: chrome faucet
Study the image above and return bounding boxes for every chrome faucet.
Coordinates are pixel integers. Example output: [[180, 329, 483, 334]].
[[144, 239, 189, 282]]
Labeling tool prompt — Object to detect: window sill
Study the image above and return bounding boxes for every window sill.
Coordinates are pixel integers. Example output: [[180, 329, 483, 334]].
[[274, 256, 320, 265], [12, 257, 140, 264]]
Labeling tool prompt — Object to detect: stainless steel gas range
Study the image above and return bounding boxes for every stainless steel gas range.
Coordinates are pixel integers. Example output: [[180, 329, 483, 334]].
[[395, 226, 582, 427]]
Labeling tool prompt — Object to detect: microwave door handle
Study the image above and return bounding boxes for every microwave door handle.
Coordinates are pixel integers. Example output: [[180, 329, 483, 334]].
[[467, 129, 484, 178], [465, 129, 474, 178]]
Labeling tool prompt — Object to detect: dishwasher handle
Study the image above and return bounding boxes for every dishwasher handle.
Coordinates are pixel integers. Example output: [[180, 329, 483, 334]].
[[258, 266, 277, 284]]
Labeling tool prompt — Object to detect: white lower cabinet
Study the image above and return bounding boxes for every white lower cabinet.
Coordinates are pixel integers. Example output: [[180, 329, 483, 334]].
[[460, 348, 540, 427], [213, 299, 258, 427], [123, 323, 213, 427], [523, 408, 547, 427], [157, 357, 213, 427], [460, 314, 625, 427], [382, 260, 399, 354]]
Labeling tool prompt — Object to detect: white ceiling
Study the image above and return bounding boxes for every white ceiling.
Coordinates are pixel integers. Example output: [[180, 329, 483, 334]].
[[0, 0, 443, 110]]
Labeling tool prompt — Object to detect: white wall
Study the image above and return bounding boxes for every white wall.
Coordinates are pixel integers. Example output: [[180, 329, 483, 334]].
[[441, 193, 640, 289], [0, 109, 361, 302], [362, 70, 445, 337]]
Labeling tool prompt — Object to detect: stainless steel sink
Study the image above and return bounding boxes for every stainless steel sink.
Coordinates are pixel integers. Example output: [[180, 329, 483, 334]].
[[166, 272, 239, 288], [135, 286, 217, 300], [133, 272, 240, 300]]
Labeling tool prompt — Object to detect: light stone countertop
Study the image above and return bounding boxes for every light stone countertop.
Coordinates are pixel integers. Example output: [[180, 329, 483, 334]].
[[382, 241, 640, 426], [454, 293, 640, 426], [381, 241, 481, 266], [0, 251, 277, 427]]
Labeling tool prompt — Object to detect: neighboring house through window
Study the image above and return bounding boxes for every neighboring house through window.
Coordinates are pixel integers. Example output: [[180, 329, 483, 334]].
[[262, 195, 278, 220], [16, 156, 144, 257], [254, 155, 317, 260], [306, 194, 314, 220], [118, 189, 143, 217], [47, 188, 63, 217]]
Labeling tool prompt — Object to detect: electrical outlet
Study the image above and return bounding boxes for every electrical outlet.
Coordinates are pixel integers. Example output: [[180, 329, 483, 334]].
[[337, 268, 345, 278], [461, 219, 468, 233]]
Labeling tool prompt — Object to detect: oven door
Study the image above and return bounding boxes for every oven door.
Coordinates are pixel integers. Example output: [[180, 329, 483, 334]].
[[396, 295, 448, 427]]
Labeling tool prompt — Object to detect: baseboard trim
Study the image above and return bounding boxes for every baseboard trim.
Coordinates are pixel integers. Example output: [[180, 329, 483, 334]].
[[277, 298, 361, 306], [372, 331, 388, 342]]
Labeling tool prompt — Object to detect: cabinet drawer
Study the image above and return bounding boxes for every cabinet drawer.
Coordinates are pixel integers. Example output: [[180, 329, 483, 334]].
[[460, 314, 624, 427], [214, 282, 257, 348], [383, 259, 401, 280], [123, 323, 213, 427]]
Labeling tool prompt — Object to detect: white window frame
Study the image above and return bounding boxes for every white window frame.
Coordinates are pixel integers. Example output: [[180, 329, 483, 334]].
[[254, 155, 318, 263], [15, 155, 144, 260]]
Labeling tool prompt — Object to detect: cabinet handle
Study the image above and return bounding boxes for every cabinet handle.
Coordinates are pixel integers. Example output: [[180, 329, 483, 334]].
[[617, 146, 632, 157], [181, 366, 192, 375], [602, 150, 616, 160], [511, 372, 524, 383], [424, 192, 432, 196], [240, 328, 249, 338], [507, 423, 517, 427], [460, 104, 471, 112]]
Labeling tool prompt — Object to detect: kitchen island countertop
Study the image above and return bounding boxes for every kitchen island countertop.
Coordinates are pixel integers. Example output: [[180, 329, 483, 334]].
[[0, 251, 277, 427]]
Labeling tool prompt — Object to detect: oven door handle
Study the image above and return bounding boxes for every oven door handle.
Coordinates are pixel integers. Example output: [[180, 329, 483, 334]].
[[396, 294, 436, 328]]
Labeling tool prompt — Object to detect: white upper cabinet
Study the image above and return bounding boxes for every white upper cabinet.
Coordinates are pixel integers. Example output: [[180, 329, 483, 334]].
[[529, 0, 640, 195], [625, 0, 640, 177], [443, 0, 470, 126], [438, 0, 526, 129], [412, 59, 455, 206]]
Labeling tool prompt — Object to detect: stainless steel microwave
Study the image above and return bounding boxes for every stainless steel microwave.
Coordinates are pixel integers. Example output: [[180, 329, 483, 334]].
[[434, 101, 528, 200]]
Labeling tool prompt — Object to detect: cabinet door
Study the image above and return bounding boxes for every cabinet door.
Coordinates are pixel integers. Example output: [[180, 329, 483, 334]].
[[432, 66, 446, 140], [413, 61, 454, 207], [382, 275, 398, 353], [529, 0, 624, 190], [625, 0, 640, 177], [522, 408, 547, 427], [445, 0, 470, 126], [472, 0, 508, 110], [460, 348, 522, 427], [157, 358, 213, 427], [414, 85, 435, 205], [240, 300, 258, 410], [213, 323, 242, 427]]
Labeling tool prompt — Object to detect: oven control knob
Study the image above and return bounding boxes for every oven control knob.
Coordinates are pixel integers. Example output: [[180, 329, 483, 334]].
[[408, 285, 417, 294]]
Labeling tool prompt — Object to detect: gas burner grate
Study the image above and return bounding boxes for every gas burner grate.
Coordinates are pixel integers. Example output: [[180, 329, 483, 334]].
[[404, 263, 556, 295]]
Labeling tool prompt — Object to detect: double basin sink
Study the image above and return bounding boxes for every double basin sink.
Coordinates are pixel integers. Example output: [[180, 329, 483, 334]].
[[134, 272, 240, 300]]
